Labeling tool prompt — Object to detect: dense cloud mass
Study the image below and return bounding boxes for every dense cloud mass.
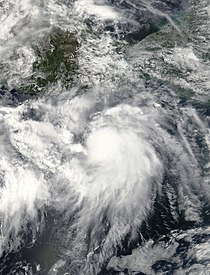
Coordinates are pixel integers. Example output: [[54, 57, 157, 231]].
[[0, 0, 210, 274]]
